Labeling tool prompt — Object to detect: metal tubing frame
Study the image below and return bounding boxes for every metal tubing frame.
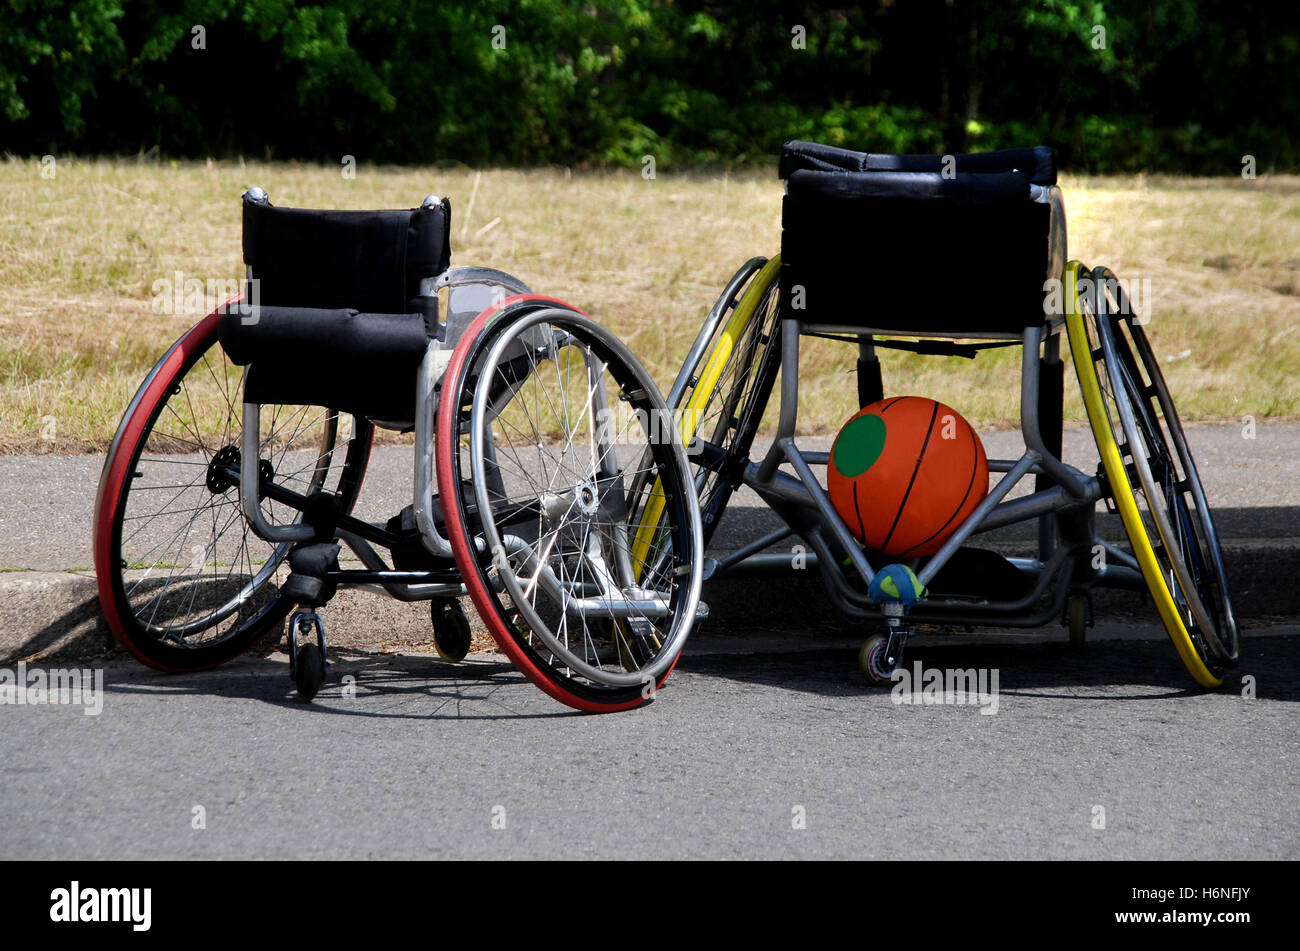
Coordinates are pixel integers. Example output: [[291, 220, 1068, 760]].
[[413, 337, 455, 560], [736, 316, 1113, 618], [240, 402, 316, 544]]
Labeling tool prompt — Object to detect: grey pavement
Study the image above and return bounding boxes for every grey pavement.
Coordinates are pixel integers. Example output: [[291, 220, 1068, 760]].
[[0, 627, 1295, 860]]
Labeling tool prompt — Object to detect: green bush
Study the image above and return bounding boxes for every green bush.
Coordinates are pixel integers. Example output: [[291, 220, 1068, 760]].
[[1, 0, 1295, 172]]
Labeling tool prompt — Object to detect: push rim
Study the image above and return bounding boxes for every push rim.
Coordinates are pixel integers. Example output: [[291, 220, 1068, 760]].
[[436, 296, 702, 710]]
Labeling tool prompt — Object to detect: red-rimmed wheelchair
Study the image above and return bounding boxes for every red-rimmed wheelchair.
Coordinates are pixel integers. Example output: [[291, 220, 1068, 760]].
[[93, 188, 703, 712]]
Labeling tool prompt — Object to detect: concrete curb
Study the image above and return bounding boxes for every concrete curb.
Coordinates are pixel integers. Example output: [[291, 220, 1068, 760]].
[[3, 533, 1295, 664]]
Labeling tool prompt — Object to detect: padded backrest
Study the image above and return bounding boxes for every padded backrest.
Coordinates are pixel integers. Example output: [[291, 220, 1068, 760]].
[[242, 194, 451, 315], [779, 140, 1057, 184], [779, 141, 1057, 336]]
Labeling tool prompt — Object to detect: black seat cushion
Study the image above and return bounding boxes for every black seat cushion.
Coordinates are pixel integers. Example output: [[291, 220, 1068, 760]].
[[779, 141, 1055, 336], [243, 195, 450, 315], [218, 305, 429, 423]]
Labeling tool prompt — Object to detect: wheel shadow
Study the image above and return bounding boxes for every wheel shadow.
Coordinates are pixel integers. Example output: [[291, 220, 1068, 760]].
[[104, 650, 580, 721], [674, 628, 1300, 702]]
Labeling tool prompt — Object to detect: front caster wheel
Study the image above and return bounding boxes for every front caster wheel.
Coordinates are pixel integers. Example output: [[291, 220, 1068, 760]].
[[1067, 594, 1090, 649], [294, 642, 326, 701], [859, 635, 895, 685], [432, 600, 473, 664], [289, 611, 328, 701]]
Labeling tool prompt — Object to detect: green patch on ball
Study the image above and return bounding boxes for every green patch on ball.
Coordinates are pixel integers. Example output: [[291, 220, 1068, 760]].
[[831, 412, 886, 477]]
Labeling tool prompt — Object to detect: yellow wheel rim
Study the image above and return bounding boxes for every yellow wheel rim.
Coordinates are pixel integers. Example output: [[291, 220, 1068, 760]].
[[1062, 261, 1222, 687], [629, 256, 782, 577]]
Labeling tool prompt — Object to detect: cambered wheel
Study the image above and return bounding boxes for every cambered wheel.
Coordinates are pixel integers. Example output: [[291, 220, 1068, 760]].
[[1066, 263, 1238, 686], [641, 256, 784, 549], [94, 309, 372, 672], [436, 297, 703, 712]]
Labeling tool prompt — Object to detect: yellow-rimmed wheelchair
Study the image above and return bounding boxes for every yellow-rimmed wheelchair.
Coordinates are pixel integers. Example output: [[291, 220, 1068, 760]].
[[642, 141, 1239, 688]]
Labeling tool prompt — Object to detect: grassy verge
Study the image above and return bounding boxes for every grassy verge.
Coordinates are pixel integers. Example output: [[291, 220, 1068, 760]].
[[2, 157, 1297, 453]]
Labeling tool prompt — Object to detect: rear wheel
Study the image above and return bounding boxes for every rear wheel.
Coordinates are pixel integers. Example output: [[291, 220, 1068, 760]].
[[642, 255, 783, 549], [94, 309, 372, 672], [436, 297, 703, 712], [1065, 263, 1238, 686]]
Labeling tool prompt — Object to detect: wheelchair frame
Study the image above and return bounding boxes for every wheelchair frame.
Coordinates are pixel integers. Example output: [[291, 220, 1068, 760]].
[[671, 255, 1239, 689], [94, 189, 704, 711]]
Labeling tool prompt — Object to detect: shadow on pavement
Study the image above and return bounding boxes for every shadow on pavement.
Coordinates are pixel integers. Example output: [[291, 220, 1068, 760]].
[[673, 631, 1299, 702], [103, 651, 579, 721]]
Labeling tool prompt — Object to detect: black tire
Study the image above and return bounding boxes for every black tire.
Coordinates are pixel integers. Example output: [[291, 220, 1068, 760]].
[[94, 311, 372, 672], [1086, 267, 1239, 676], [432, 600, 473, 664], [294, 641, 327, 701]]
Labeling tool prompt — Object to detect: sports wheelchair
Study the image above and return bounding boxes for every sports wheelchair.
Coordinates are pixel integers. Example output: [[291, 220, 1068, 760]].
[[94, 188, 703, 711], [665, 141, 1239, 688]]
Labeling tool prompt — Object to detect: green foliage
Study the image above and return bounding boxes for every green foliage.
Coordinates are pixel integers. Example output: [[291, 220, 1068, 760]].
[[1, 0, 1296, 172]]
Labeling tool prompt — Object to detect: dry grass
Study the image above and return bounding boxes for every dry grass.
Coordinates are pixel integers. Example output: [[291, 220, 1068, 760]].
[[2, 156, 1297, 453]]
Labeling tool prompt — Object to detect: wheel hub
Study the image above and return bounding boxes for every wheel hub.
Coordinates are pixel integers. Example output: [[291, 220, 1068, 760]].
[[206, 445, 273, 495], [206, 445, 241, 494], [573, 480, 600, 518]]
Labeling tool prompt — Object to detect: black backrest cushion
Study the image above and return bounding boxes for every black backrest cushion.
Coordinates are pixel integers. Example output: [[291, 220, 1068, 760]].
[[780, 140, 1056, 185], [242, 197, 451, 313], [778, 142, 1055, 334]]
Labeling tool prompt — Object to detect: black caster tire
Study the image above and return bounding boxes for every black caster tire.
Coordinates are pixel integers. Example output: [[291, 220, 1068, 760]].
[[1068, 594, 1089, 649], [433, 601, 473, 664], [294, 642, 327, 701]]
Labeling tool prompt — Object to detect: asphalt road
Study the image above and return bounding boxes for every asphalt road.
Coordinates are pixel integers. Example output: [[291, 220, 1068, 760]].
[[2, 623, 1296, 860]]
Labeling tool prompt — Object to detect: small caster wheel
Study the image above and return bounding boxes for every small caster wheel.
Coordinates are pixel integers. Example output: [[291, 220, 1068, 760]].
[[1067, 593, 1090, 649], [432, 600, 473, 664], [859, 635, 895, 685], [294, 642, 326, 701]]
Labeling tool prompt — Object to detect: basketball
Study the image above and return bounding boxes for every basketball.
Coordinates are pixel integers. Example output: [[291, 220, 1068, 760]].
[[827, 396, 988, 557]]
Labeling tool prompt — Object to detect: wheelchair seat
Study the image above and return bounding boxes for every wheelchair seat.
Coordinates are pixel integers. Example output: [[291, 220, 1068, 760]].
[[779, 141, 1062, 337], [217, 190, 451, 425]]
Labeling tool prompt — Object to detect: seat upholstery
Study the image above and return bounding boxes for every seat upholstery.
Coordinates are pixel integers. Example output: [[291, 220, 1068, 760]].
[[218, 193, 452, 424], [242, 196, 450, 314], [218, 305, 430, 421]]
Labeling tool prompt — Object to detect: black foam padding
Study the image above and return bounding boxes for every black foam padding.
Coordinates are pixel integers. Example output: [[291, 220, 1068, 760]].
[[857, 356, 883, 408], [218, 304, 428, 422], [242, 195, 451, 315], [778, 141, 1055, 335], [284, 543, 341, 607]]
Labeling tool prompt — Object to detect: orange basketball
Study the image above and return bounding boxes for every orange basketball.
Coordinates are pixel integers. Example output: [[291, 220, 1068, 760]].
[[827, 396, 988, 557]]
